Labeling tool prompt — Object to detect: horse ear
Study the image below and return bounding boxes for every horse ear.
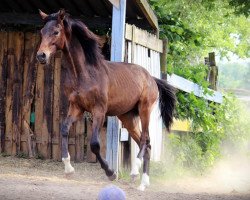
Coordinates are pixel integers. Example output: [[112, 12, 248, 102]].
[[58, 9, 66, 22], [39, 9, 48, 20]]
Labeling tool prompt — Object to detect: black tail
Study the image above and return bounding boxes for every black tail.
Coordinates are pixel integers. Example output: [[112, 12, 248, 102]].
[[154, 78, 176, 131]]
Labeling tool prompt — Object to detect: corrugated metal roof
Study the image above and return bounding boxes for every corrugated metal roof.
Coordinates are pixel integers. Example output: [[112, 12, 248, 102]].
[[0, 0, 157, 30]]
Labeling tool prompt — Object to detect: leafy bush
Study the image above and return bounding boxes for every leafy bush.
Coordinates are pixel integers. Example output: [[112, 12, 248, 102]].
[[162, 93, 250, 175], [147, 0, 250, 178]]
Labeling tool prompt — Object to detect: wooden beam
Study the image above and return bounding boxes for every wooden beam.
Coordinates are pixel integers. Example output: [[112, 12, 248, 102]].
[[0, 12, 154, 30], [135, 0, 159, 30], [0, 12, 112, 29], [110, 0, 126, 62], [107, 0, 127, 175], [108, 0, 120, 8], [167, 74, 223, 103], [0, 13, 41, 26], [125, 24, 163, 53]]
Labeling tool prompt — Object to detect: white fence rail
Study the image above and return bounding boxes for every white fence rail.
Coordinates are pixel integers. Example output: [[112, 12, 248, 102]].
[[167, 74, 223, 103]]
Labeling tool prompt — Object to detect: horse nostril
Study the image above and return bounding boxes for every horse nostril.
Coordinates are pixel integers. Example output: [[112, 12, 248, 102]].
[[36, 52, 47, 63]]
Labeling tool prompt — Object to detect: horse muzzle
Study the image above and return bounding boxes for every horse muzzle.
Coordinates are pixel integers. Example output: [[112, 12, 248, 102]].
[[36, 52, 47, 64]]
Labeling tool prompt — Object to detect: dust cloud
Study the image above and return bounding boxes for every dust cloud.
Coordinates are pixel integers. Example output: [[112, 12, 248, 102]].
[[160, 144, 250, 195]]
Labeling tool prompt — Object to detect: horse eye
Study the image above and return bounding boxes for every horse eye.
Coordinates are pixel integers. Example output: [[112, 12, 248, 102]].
[[53, 31, 59, 35]]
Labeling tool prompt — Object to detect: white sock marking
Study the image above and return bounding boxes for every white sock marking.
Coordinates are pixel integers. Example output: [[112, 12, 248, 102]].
[[130, 158, 142, 175], [62, 153, 75, 174], [138, 173, 150, 191]]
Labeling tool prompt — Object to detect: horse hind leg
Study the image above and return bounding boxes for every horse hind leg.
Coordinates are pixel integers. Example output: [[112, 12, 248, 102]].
[[118, 111, 142, 181], [137, 98, 156, 191]]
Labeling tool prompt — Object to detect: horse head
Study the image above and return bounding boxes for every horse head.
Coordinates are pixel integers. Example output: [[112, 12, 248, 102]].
[[37, 9, 67, 64]]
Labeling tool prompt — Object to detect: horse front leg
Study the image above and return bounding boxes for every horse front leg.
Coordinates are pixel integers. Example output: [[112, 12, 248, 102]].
[[90, 111, 116, 181], [61, 103, 83, 176]]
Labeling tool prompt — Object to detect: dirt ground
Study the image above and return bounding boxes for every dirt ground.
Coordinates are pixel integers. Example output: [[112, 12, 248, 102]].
[[0, 156, 250, 200]]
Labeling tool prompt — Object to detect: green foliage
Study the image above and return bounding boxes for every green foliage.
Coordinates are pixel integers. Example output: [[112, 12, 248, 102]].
[[229, 0, 250, 17], [149, 0, 250, 72], [147, 0, 250, 175]]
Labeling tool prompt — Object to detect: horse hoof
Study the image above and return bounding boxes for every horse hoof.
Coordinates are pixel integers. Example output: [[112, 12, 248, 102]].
[[64, 169, 75, 179], [108, 172, 117, 181], [137, 184, 146, 191], [130, 174, 139, 183]]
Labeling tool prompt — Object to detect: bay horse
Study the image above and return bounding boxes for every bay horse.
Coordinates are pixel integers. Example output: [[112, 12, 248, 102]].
[[36, 9, 176, 191]]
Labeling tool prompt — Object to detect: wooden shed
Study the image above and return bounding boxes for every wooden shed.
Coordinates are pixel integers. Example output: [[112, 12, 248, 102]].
[[0, 0, 165, 172]]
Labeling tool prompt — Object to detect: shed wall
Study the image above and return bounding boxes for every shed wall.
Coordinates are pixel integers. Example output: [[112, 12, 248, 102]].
[[0, 31, 105, 161], [127, 41, 163, 162]]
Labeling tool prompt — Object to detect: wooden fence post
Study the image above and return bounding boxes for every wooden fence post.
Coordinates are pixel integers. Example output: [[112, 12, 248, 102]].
[[5, 32, 15, 155], [160, 38, 168, 80], [107, 0, 127, 174], [208, 52, 218, 91]]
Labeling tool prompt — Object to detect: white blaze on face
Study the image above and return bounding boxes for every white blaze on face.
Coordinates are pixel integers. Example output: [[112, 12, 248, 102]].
[[138, 173, 150, 191], [62, 153, 75, 174], [130, 157, 142, 175]]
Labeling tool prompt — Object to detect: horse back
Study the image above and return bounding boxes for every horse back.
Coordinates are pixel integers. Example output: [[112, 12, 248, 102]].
[[105, 61, 156, 116]]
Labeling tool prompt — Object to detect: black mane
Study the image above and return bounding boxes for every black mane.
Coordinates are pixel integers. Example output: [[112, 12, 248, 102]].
[[68, 18, 104, 66]]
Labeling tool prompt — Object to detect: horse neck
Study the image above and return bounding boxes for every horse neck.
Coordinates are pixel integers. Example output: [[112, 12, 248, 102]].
[[63, 35, 96, 85]]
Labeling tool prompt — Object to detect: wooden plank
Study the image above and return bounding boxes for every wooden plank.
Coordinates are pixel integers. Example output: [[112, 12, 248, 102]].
[[21, 32, 38, 156], [21, 32, 33, 155], [167, 74, 223, 103], [35, 62, 44, 157], [125, 24, 163, 53], [52, 52, 62, 161], [107, 0, 127, 174], [130, 42, 163, 162], [42, 58, 54, 159], [5, 32, 15, 155], [106, 117, 120, 172], [135, 0, 159, 31], [12, 31, 24, 155], [22, 32, 40, 158], [0, 31, 8, 153]]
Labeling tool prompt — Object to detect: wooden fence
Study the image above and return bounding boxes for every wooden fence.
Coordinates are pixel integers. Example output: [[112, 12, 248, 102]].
[[0, 31, 105, 162]]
